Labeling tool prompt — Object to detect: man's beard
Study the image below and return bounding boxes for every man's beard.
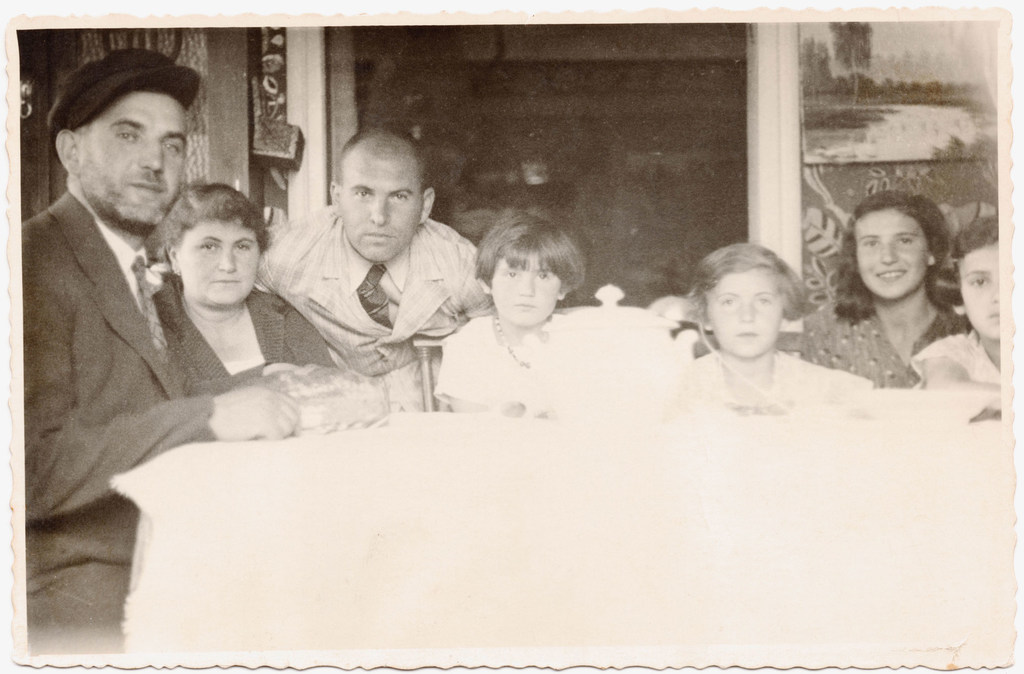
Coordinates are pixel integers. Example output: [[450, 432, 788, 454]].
[[83, 186, 171, 240], [102, 211, 159, 239]]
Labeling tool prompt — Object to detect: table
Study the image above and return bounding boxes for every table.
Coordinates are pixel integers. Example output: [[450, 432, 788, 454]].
[[112, 393, 1013, 668]]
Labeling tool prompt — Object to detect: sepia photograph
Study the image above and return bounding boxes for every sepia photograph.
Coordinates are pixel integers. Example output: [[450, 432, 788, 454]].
[[5, 5, 1017, 670]]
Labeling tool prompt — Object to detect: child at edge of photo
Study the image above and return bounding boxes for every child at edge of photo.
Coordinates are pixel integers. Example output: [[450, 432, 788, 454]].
[[911, 215, 1001, 415]]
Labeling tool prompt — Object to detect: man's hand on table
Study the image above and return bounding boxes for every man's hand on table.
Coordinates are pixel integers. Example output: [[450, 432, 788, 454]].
[[209, 387, 301, 441]]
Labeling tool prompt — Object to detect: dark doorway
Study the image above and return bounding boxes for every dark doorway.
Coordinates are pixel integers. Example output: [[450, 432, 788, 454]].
[[352, 24, 749, 307]]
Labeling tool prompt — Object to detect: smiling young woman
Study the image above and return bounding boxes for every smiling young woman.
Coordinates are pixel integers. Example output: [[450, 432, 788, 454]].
[[800, 190, 967, 388]]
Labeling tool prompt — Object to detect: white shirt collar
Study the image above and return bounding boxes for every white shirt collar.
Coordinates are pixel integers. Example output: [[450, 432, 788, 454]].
[[342, 230, 410, 294], [94, 216, 146, 308], [68, 183, 147, 304]]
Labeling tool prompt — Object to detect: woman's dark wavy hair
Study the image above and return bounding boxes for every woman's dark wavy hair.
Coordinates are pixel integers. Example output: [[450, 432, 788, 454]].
[[834, 190, 959, 323], [162, 182, 269, 253]]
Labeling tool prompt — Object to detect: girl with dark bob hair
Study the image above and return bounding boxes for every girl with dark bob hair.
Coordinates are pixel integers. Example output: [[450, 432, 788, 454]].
[[156, 183, 335, 395], [435, 211, 585, 416], [801, 190, 967, 388], [473, 213, 586, 296]]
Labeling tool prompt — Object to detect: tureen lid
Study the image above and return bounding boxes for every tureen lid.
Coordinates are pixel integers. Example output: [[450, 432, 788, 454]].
[[548, 284, 679, 331]]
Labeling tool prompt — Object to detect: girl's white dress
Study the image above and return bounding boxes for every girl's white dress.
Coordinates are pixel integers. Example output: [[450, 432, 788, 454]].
[[435, 315, 555, 415], [674, 350, 873, 415]]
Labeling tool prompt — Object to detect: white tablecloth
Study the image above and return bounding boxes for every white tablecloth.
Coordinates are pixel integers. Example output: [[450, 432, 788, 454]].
[[112, 393, 1013, 668]]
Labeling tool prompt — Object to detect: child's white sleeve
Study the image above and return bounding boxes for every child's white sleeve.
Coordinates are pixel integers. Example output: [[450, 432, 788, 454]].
[[434, 325, 491, 408], [911, 335, 969, 378]]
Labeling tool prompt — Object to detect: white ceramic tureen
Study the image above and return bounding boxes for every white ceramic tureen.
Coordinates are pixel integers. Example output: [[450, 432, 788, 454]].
[[533, 285, 698, 424]]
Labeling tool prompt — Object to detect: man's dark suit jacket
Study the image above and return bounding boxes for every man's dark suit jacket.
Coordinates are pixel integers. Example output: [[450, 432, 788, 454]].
[[22, 192, 216, 653]]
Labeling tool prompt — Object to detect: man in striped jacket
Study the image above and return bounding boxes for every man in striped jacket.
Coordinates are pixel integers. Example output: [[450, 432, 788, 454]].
[[259, 128, 492, 412]]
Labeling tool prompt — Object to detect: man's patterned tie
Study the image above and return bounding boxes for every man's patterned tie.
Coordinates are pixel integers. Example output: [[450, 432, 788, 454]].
[[357, 263, 393, 328], [131, 255, 168, 358]]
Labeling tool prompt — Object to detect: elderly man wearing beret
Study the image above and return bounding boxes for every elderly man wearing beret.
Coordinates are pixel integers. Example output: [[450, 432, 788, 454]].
[[22, 48, 301, 654]]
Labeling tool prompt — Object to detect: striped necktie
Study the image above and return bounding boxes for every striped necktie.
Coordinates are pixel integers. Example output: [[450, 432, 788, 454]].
[[357, 263, 393, 328], [131, 255, 168, 357]]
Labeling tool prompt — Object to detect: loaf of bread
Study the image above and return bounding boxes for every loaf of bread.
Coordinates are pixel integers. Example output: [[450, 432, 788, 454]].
[[258, 365, 389, 434]]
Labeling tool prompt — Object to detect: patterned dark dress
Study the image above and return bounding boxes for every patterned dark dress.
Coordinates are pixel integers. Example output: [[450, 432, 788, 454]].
[[800, 302, 967, 388]]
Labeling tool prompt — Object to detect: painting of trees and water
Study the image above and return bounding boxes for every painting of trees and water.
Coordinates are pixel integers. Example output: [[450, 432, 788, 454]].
[[800, 22, 997, 164]]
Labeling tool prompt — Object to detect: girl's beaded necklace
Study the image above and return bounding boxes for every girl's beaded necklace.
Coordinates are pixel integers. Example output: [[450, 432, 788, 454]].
[[493, 315, 532, 369]]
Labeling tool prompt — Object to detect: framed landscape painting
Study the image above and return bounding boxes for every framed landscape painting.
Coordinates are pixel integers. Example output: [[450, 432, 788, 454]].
[[799, 21, 997, 164]]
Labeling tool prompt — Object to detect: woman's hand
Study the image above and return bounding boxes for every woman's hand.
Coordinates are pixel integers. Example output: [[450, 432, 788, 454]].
[[209, 386, 301, 441]]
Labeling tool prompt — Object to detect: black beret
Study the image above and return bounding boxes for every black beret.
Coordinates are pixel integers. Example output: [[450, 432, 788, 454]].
[[48, 48, 200, 137]]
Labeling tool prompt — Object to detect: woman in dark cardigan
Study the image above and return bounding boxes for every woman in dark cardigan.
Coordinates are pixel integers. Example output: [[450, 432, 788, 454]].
[[156, 183, 335, 396]]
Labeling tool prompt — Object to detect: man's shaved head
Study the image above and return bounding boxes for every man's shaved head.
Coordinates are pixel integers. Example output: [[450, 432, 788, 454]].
[[331, 127, 436, 264], [337, 128, 428, 190]]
